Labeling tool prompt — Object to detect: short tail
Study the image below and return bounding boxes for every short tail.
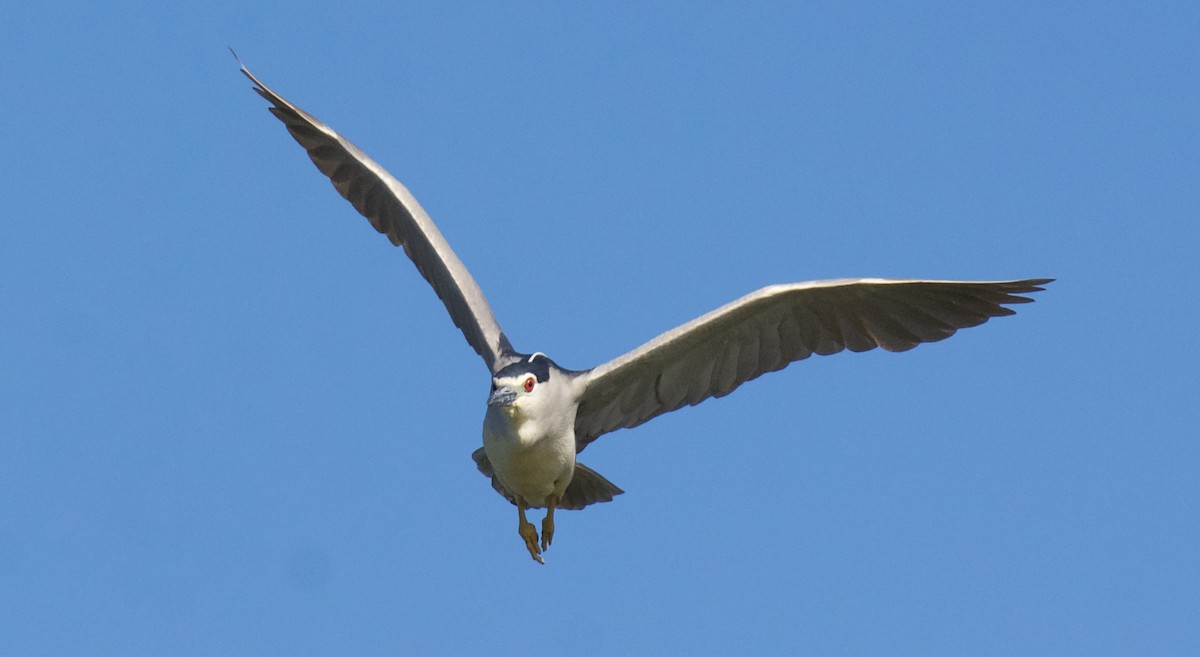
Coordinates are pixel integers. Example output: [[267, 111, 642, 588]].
[[471, 448, 624, 510], [559, 462, 624, 510]]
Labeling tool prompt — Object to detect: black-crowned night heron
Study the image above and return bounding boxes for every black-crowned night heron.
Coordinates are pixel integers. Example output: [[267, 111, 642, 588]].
[[239, 59, 1051, 564]]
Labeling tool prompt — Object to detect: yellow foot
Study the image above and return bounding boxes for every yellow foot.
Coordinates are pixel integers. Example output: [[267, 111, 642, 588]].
[[540, 495, 557, 553], [519, 520, 544, 564], [541, 516, 555, 552]]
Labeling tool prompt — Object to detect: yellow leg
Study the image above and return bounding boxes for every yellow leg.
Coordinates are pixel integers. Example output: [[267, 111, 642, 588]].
[[517, 500, 544, 564], [541, 495, 556, 552]]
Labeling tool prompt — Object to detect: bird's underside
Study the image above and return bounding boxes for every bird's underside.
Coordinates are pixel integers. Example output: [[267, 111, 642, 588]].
[[239, 56, 1052, 564]]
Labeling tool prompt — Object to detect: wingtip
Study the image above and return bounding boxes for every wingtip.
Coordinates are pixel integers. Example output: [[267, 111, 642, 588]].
[[1024, 277, 1055, 293], [229, 49, 268, 93]]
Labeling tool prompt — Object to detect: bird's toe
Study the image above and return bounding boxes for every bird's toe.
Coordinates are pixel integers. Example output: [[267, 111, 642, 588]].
[[518, 521, 543, 564]]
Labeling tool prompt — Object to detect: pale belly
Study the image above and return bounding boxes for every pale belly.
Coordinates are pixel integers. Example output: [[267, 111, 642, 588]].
[[483, 410, 575, 507]]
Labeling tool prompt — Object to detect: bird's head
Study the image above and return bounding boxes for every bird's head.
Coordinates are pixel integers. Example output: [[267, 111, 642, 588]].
[[486, 353, 556, 419]]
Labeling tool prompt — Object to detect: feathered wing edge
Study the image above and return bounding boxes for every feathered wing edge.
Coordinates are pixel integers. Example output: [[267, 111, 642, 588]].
[[237, 55, 516, 372], [573, 277, 1053, 451]]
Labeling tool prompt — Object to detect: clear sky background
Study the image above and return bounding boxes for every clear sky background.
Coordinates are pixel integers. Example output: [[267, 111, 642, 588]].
[[2, 2, 1197, 655]]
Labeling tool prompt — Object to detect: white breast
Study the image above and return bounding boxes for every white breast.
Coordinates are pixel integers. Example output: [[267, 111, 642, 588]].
[[482, 404, 577, 507]]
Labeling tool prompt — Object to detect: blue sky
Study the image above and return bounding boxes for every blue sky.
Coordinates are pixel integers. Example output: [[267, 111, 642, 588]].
[[2, 2, 1197, 655]]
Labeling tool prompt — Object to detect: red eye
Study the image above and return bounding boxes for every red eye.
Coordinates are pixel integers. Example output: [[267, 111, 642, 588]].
[[523, 377, 535, 393]]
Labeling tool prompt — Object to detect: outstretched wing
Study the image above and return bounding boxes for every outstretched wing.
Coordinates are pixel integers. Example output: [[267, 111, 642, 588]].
[[239, 60, 515, 372], [573, 278, 1051, 450]]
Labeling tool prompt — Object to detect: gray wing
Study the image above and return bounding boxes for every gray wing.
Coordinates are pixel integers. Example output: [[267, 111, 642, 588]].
[[573, 278, 1052, 451], [239, 61, 516, 372]]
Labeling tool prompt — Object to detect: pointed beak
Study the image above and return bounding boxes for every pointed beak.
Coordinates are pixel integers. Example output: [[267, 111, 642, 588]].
[[487, 386, 518, 408]]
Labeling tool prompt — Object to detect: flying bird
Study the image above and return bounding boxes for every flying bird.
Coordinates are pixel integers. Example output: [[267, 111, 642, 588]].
[[238, 58, 1051, 563]]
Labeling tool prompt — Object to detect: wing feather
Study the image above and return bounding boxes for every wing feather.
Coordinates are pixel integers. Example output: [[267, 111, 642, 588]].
[[240, 61, 515, 372], [573, 278, 1051, 450]]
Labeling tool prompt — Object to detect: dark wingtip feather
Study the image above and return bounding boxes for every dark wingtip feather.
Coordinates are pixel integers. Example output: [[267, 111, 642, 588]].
[[1001, 278, 1054, 303], [1015, 278, 1055, 292]]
